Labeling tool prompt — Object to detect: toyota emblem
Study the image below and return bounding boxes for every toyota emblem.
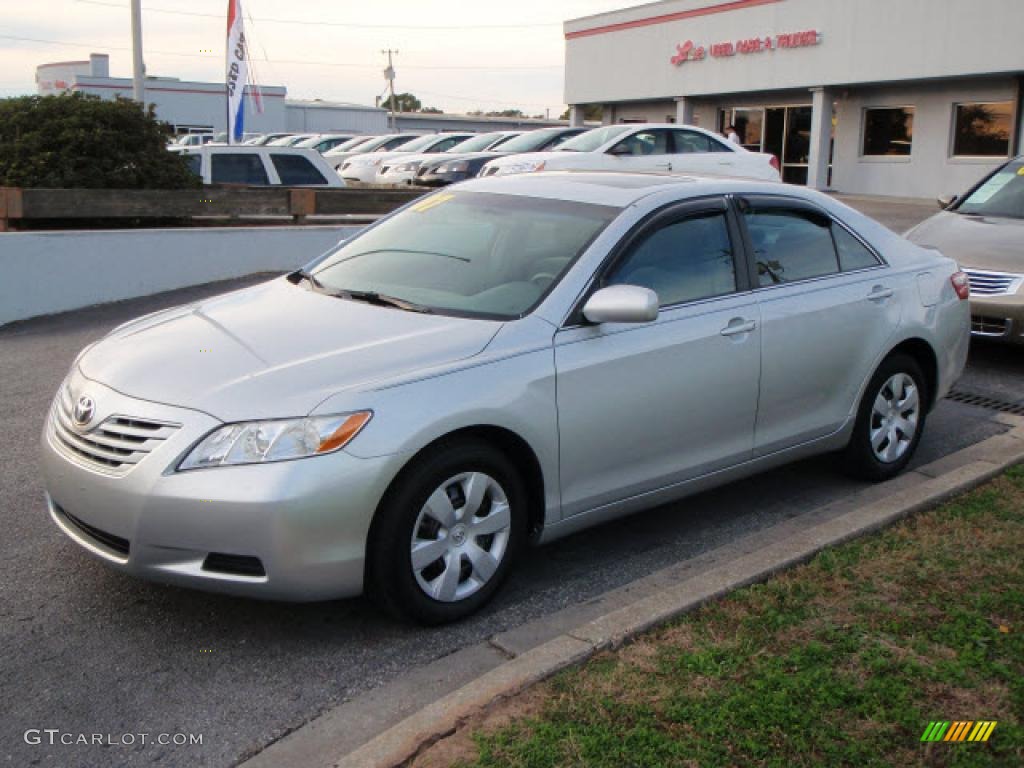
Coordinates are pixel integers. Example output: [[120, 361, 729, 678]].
[[73, 394, 96, 426]]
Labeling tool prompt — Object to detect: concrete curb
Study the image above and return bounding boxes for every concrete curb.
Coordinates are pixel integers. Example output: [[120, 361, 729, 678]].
[[333, 424, 1024, 768]]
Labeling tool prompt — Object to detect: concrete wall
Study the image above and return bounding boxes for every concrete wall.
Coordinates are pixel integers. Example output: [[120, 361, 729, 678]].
[[0, 225, 362, 326], [831, 78, 1016, 199], [285, 102, 389, 134]]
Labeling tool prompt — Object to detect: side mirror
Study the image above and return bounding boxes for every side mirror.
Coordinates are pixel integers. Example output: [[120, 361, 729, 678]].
[[607, 143, 632, 157], [937, 194, 958, 209], [582, 285, 659, 324]]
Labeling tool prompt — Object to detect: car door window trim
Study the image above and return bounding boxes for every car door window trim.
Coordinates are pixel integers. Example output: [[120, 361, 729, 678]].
[[561, 195, 752, 328]]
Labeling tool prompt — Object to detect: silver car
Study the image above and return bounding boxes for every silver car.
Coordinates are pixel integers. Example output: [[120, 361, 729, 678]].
[[41, 173, 970, 624]]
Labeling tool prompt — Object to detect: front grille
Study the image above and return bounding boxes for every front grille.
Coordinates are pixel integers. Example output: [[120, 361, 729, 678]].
[[970, 315, 1011, 337], [964, 269, 1022, 296], [380, 166, 390, 174], [55, 503, 130, 556], [416, 166, 429, 177], [51, 386, 180, 475], [482, 166, 499, 177], [202, 553, 266, 577]]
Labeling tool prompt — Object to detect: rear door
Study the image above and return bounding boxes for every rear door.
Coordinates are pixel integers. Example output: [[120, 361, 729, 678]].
[[735, 195, 898, 455], [554, 197, 761, 516], [668, 128, 737, 175]]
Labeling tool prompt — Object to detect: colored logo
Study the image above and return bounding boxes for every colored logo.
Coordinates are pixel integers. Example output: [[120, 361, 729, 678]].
[[671, 40, 706, 65], [921, 721, 997, 743]]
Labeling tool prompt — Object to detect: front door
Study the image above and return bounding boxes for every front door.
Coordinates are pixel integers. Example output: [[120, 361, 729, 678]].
[[554, 198, 761, 517], [604, 128, 674, 173]]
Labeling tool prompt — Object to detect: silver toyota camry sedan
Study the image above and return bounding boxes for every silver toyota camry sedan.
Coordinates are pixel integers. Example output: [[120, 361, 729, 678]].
[[42, 173, 970, 624]]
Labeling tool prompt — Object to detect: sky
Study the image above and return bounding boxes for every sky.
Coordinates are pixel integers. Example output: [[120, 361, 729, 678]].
[[0, 0, 644, 116]]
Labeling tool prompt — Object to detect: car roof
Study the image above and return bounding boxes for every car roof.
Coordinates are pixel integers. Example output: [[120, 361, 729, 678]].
[[455, 171, 817, 208], [180, 145, 323, 155]]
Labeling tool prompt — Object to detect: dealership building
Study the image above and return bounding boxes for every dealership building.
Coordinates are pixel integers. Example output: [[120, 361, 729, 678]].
[[564, 0, 1024, 198]]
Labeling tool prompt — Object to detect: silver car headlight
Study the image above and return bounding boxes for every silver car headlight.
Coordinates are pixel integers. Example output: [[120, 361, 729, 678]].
[[438, 160, 469, 173], [494, 160, 546, 176], [178, 411, 372, 471], [394, 161, 421, 172]]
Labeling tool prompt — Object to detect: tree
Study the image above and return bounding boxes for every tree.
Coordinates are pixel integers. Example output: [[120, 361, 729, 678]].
[[0, 93, 200, 189], [388, 92, 422, 112], [420, 106, 444, 114]]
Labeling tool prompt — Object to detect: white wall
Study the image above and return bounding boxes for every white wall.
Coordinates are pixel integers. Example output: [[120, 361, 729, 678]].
[[0, 225, 362, 326], [831, 78, 1016, 199], [565, 0, 1024, 105]]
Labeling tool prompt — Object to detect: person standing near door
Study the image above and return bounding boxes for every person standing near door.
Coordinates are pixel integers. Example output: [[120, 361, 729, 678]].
[[725, 124, 741, 145]]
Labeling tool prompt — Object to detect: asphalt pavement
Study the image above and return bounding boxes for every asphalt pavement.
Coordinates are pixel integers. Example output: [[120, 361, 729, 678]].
[[2, 199, 1022, 768]]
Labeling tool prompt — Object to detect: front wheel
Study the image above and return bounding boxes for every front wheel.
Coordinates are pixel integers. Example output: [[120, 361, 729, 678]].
[[842, 353, 928, 481], [367, 440, 527, 625]]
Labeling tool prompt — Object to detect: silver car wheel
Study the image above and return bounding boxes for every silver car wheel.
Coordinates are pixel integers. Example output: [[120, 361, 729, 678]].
[[869, 372, 920, 463], [410, 472, 511, 603]]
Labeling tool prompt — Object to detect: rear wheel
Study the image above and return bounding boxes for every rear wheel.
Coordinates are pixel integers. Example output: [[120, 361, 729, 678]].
[[842, 353, 928, 481], [368, 440, 526, 624]]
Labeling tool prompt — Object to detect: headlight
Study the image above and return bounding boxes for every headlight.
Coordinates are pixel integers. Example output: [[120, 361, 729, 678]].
[[438, 160, 469, 174], [395, 161, 422, 172], [178, 411, 372, 471], [495, 160, 546, 176]]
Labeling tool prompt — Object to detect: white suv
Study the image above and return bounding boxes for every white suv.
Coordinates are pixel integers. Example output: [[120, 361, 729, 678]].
[[479, 124, 780, 181], [180, 146, 345, 187]]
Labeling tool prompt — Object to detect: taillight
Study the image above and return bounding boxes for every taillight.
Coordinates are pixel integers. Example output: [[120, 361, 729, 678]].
[[769, 155, 780, 172], [950, 270, 970, 300]]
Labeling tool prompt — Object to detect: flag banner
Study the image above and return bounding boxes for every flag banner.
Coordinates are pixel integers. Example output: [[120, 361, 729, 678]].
[[226, 0, 248, 144]]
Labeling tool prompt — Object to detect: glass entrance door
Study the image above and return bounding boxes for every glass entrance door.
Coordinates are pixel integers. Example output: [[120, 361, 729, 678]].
[[721, 105, 828, 185]]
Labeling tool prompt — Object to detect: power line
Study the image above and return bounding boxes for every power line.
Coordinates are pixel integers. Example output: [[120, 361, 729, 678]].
[[74, 0, 562, 30], [0, 33, 563, 70]]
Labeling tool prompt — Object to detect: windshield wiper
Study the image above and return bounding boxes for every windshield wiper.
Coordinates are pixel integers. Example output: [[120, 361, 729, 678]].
[[332, 289, 433, 313], [343, 248, 470, 264]]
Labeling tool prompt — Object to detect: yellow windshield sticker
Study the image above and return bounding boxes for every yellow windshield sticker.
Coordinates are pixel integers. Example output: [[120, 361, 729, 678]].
[[1017, 167, 1024, 176], [411, 193, 455, 213]]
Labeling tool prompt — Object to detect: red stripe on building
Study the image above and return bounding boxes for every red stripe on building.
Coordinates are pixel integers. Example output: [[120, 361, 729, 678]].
[[565, 0, 783, 40], [70, 83, 284, 97]]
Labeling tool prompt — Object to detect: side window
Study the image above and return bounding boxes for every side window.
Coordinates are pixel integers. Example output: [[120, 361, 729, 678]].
[[609, 130, 670, 156], [270, 154, 328, 185], [605, 211, 736, 306], [545, 130, 581, 149], [430, 137, 461, 153], [211, 153, 269, 185], [833, 224, 880, 271], [671, 130, 729, 154], [745, 209, 839, 286]]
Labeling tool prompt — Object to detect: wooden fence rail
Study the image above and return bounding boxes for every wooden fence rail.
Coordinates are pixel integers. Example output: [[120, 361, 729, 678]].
[[0, 186, 428, 231]]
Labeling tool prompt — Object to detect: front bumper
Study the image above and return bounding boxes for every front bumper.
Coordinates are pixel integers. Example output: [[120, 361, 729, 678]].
[[376, 170, 418, 185], [415, 170, 470, 187], [969, 293, 1024, 345], [340, 164, 383, 184], [40, 371, 398, 601]]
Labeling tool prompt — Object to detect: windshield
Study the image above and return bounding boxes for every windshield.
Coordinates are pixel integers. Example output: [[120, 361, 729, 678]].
[[326, 136, 372, 154], [393, 134, 441, 153], [495, 129, 568, 153], [308, 191, 618, 319], [447, 132, 508, 153], [957, 159, 1024, 218], [556, 125, 632, 152]]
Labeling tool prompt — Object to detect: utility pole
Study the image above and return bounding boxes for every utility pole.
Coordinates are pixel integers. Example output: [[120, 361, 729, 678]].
[[130, 0, 145, 104], [381, 49, 398, 131]]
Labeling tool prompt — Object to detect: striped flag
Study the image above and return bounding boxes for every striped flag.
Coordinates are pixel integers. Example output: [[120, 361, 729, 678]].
[[226, 0, 248, 144]]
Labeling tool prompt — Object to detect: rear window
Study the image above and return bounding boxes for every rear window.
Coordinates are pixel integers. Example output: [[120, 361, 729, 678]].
[[270, 154, 328, 185], [211, 154, 269, 185]]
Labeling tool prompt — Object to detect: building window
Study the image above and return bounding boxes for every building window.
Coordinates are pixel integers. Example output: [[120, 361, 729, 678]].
[[862, 107, 915, 157], [952, 101, 1013, 157]]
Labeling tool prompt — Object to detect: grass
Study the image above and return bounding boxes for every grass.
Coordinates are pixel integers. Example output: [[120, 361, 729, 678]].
[[436, 466, 1024, 768]]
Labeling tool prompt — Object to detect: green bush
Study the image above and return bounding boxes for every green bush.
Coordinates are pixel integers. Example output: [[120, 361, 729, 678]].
[[0, 93, 201, 189]]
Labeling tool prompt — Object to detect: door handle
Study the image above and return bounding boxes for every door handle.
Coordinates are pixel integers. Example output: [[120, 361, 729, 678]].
[[720, 318, 757, 336], [654, 162, 672, 170], [867, 286, 894, 301]]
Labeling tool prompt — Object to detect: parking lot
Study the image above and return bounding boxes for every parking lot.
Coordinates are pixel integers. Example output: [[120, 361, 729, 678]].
[[2, 200, 1022, 768]]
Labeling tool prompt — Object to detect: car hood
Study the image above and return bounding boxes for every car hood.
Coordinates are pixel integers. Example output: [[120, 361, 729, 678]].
[[79, 278, 502, 422], [485, 151, 570, 169], [906, 211, 1024, 273]]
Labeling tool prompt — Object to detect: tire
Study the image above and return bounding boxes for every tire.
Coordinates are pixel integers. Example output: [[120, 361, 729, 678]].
[[842, 353, 928, 481], [367, 439, 527, 625]]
